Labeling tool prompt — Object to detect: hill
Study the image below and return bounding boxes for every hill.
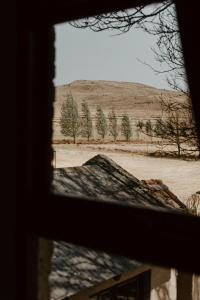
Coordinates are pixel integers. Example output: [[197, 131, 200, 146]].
[[53, 80, 186, 141]]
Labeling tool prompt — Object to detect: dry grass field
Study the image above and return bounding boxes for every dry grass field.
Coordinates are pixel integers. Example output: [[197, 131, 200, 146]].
[[52, 80, 199, 204]]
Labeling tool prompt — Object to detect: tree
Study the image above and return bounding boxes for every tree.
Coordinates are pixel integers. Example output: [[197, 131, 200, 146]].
[[143, 114, 183, 158], [136, 120, 144, 131], [158, 97, 199, 158], [154, 118, 165, 136], [108, 109, 118, 142], [81, 100, 93, 142], [96, 105, 107, 140], [59, 93, 80, 144], [140, 96, 200, 158], [121, 114, 132, 142], [145, 120, 153, 142], [70, 2, 173, 35], [145, 120, 152, 134], [137, 2, 185, 92], [136, 120, 144, 140], [140, 104, 200, 159], [183, 99, 200, 159]]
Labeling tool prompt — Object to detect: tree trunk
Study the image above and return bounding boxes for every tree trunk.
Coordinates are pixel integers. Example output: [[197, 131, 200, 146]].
[[177, 271, 193, 300], [197, 143, 200, 159], [177, 144, 181, 158], [176, 132, 181, 158]]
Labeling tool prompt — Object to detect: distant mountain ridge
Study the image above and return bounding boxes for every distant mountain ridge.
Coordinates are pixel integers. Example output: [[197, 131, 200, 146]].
[[53, 80, 186, 141]]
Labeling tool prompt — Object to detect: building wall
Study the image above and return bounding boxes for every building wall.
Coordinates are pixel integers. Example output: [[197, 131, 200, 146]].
[[151, 269, 177, 300]]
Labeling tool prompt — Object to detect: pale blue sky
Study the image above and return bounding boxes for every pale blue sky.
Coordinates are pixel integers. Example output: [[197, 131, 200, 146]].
[[54, 22, 172, 90]]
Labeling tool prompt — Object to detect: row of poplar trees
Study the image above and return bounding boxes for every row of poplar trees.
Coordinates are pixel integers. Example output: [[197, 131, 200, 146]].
[[59, 93, 132, 143]]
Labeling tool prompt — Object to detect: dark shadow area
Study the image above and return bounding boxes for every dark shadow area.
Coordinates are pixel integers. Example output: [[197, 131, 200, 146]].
[[49, 241, 140, 299]]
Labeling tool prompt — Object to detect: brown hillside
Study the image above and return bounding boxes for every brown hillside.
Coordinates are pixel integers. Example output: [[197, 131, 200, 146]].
[[53, 80, 186, 141]]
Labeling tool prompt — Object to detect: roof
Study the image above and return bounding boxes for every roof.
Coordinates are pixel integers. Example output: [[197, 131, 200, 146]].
[[52, 154, 186, 211], [141, 179, 186, 210], [50, 155, 186, 300]]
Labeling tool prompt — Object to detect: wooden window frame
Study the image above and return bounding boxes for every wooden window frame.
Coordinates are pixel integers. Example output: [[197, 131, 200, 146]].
[[16, 0, 200, 299], [94, 270, 150, 300]]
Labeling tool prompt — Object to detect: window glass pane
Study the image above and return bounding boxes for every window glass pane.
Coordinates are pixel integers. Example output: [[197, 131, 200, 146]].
[[52, 1, 200, 217]]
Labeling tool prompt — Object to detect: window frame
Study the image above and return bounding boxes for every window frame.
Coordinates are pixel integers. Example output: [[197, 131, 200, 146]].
[[94, 271, 150, 300], [17, 0, 200, 299]]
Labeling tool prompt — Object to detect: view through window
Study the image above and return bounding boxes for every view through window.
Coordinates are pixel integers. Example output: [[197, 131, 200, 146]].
[[52, 2, 200, 211], [49, 2, 200, 300]]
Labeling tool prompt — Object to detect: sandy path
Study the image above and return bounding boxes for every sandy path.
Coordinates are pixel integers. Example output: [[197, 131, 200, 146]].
[[53, 144, 200, 203]]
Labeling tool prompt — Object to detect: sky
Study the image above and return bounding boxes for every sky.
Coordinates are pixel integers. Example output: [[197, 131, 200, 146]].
[[54, 20, 173, 90]]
